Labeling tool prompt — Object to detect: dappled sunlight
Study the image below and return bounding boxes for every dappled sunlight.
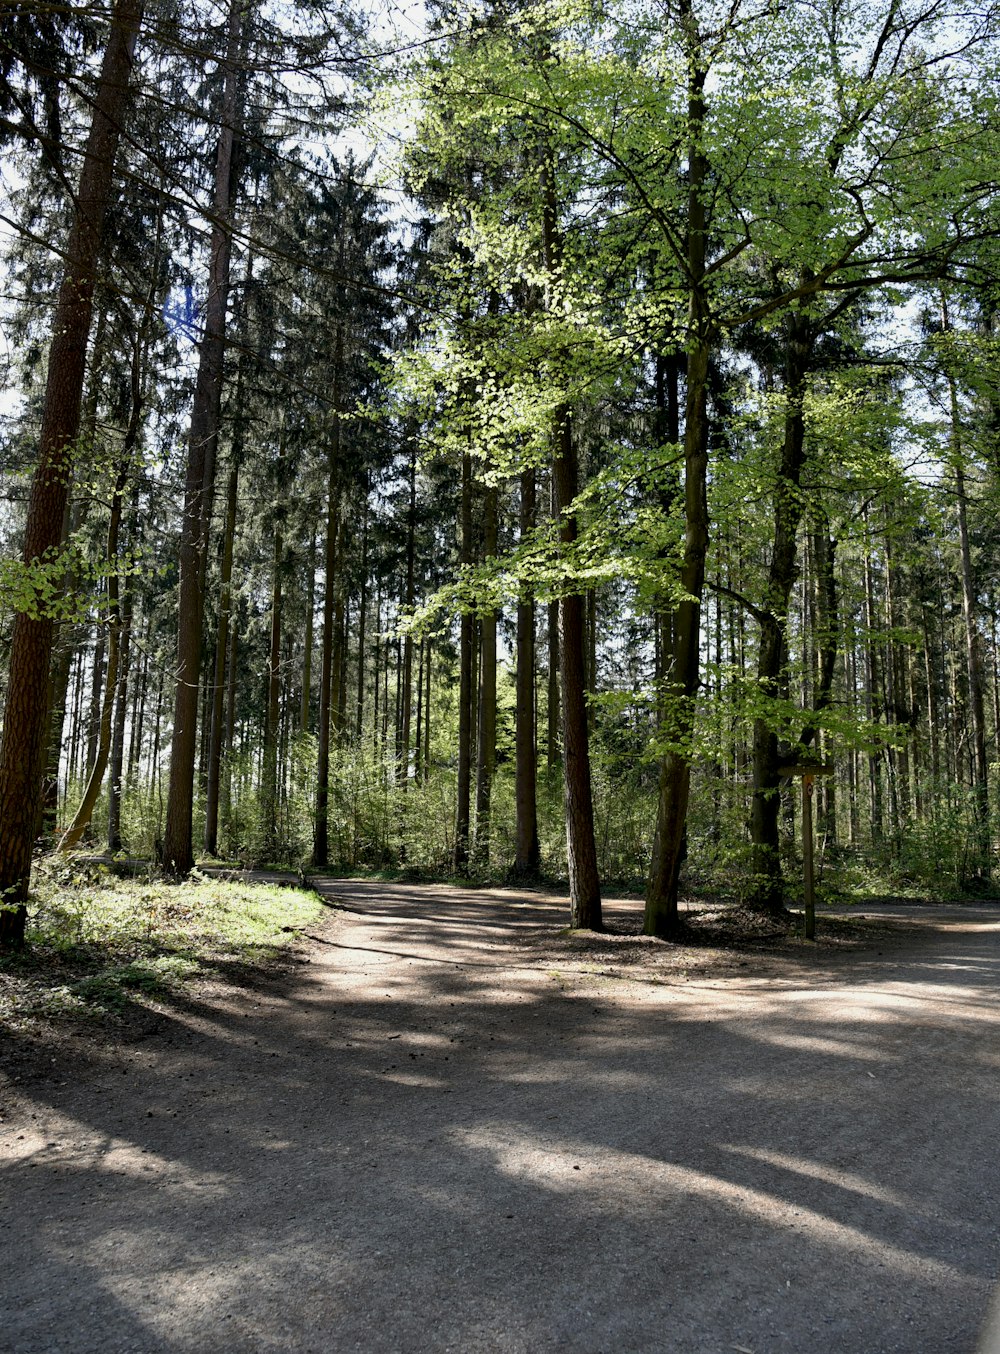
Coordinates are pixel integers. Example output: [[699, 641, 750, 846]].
[[737, 1029, 887, 1060], [449, 1122, 971, 1284], [720, 1144, 918, 1211], [5, 882, 999, 1352], [1, 1112, 231, 1194]]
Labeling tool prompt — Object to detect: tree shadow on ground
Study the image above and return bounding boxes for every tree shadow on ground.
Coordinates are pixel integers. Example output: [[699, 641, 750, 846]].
[[3, 878, 999, 1353]]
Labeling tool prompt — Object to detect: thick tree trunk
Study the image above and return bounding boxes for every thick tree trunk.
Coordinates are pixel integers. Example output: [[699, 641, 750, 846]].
[[644, 329, 710, 935], [514, 467, 541, 878], [162, 0, 243, 875], [0, 0, 143, 946]]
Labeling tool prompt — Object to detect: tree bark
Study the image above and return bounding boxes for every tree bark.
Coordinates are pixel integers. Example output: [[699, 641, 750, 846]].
[[540, 144, 601, 929], [106, 591, 132, 853], [942, 296, 990, 876], [514, 467, 541, 878], [204, 459, 238, 854], [0, 0, 143, 946], [454, 449, 474, 872], [474, 482, 498, 866], [162, 0, 244, 875], [313, 417, 341, 867], [301, 527, 316, 734], [644, 21, 709, 938], [398, 447, 417, 786], [262, 526, 283, 855], [746, 310, 812, 913]]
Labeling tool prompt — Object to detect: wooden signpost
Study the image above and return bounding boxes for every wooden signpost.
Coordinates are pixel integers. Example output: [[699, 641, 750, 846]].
[[778, 760, 835, 941]]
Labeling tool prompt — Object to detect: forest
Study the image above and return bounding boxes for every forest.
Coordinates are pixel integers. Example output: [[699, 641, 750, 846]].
[[1, 0, 999, 950]]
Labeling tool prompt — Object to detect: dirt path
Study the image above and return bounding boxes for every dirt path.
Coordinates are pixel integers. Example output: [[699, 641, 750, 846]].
[[3, 880, 1000, 1353]]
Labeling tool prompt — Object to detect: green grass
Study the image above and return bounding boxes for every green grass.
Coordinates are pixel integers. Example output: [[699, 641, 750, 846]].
[[0, 859, 326, 1028]]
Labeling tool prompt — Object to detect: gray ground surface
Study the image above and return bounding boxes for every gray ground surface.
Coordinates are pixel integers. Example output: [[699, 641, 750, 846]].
[[3, 879, 1000, 1354]]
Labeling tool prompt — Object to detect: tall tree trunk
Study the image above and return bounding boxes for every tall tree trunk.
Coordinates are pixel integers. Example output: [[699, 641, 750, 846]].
[[942, 297, 990, 874], [514, 466, 541, 878], [547, 598, 560, 769], [85, 620, 106, 779], [746, 310, 812, 912], [454, 449, 474, 873], [204, 458, 238, 854], [59, 446, 134, 850], [262, 526, 283, 855], [474, 483, 498, 866], [424, 629, 432, 782], [541, 147, 601, 929], [644, 26, 709, 937], [355, 492, 369, 740], [106, 592, 132, 853], [398, 448, 417, 786], [128, 638, 148, 785], [301, 526, 316, 734], [313, 417, 341, 867], [414, 635, 425, 783], [162, 0, 244, 875], [0, 0, 143, 946]]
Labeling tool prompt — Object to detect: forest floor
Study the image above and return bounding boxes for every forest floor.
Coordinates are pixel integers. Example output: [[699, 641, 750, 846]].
[[3, 876, 1000, 1353]]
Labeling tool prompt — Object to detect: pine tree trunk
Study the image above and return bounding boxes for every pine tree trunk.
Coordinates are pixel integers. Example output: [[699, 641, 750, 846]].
[[301, 528, 315, 734], [59, 453, 133, 850], [162, 0, 243, 875], [313, 422, 340, 867], [204, 459, 238, 854], [0, 0, 143, 946], [106, 594, 132, 853], [262, 526, 283, 855]]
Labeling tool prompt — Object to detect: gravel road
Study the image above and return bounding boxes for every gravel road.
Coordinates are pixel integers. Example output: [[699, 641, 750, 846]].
[[3, 880, 999, 1353]]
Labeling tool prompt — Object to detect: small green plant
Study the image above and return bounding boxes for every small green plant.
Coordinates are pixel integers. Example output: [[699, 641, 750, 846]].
[[0, 860, 325, 1030]]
